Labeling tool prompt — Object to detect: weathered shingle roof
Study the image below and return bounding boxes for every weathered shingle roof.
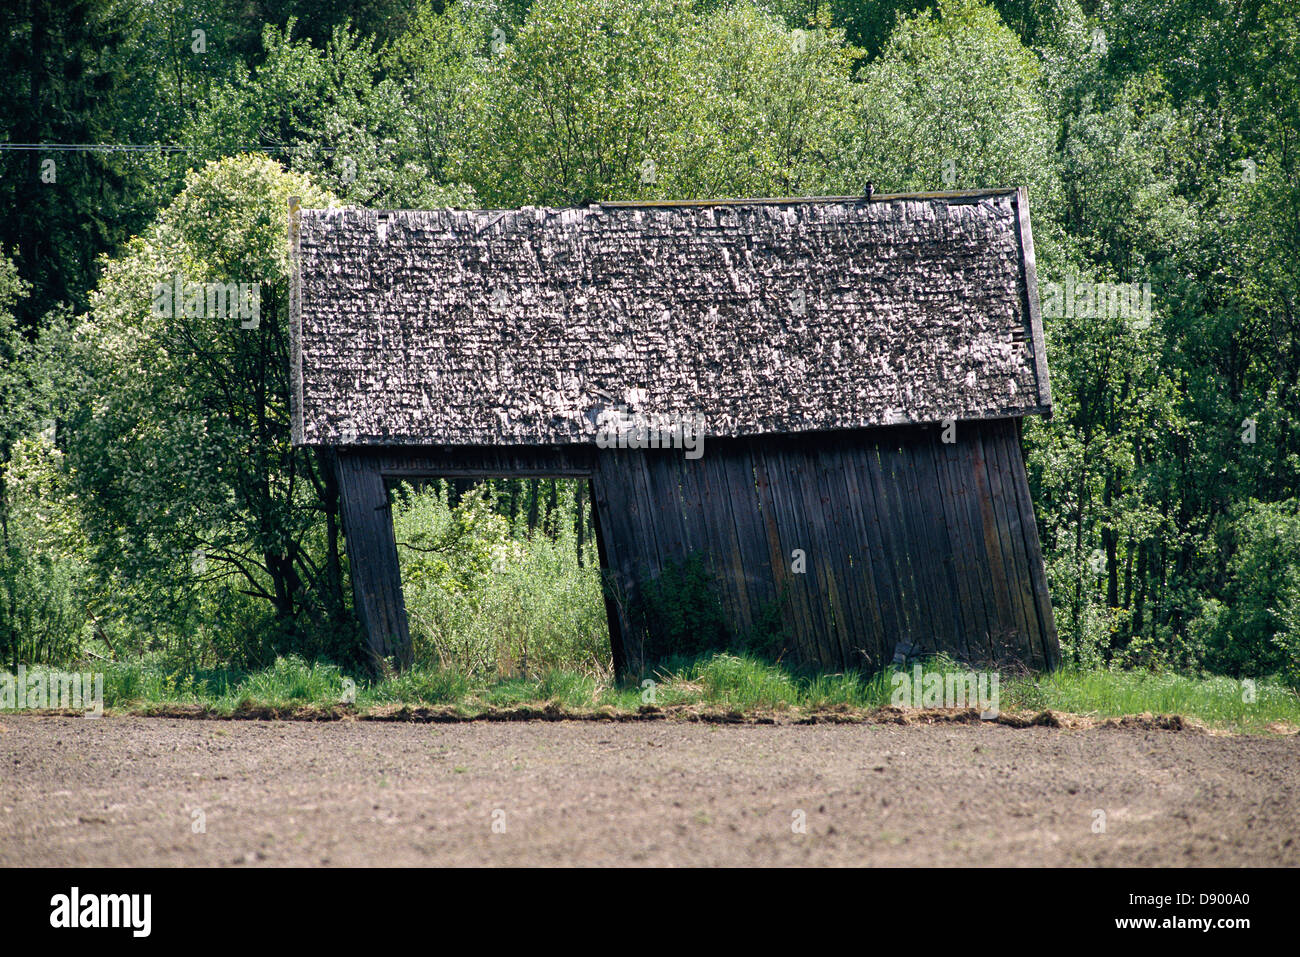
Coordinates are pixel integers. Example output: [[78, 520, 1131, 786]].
[[290, 189, 1051, 447]]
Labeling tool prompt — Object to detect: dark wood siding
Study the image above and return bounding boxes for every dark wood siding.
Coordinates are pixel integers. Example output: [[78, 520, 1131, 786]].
[[591, 418, 1059, 674], [337, 420, 1059, 676]]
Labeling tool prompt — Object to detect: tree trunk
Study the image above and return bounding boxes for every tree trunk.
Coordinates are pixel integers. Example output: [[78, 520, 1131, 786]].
[[575, 479, 586, 565], [526, 478, 540, 535], [315, 447, 347, 622]]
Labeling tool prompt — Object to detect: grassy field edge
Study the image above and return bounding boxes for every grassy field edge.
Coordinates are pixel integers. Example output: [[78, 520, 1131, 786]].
[[6, 652, 1299, 734]]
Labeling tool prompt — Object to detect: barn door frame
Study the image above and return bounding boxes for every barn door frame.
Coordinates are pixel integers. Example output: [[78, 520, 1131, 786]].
[[334, 448, 626, 673]]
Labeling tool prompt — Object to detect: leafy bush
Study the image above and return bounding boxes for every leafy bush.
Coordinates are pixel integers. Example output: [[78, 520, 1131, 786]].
[[631, 552, 730, 663]]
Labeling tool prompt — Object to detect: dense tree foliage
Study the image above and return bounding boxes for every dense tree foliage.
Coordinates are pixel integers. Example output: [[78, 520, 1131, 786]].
[[1, 0, 1297, 684]]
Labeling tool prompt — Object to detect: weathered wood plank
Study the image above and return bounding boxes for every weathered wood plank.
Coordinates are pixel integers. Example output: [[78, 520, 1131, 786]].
[[848, 441, 903, 663], [869, 435, 920, 659], [728, 446, 779, 629], [592, 451, 648, 673], [643, 452, 689, 562], [336, 451, 412, 668], [968, 427, 1018, 662], [947, 430, 998, 662], [827, 438, 889, 669], [932, 428, 980, 661], [751, 445, 805, 654], [753, 443, 821, 665], [697, 449, 747, 635], [973, 423, 1040, 664], [773, 443, 831, 666], [587, 475, 629, 676], [984, 423, 1035, 661], [710, 449, 759, 637], [783, 442, 842, 666], [810, 441, 865, 670], [893, 431, 946, 656], [1008, 418, 1062, 668], [987, 419, 1046, 668], [907, 432, 964, 656]]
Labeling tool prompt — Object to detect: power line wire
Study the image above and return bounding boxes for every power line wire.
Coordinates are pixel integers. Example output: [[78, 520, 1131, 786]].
[[0, 143, 339, 153]]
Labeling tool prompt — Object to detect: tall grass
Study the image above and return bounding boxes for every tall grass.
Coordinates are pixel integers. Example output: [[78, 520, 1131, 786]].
[[391, 479, 609, 680], [40, 651, 1300, 730], [1004, 666, 1300, 727]]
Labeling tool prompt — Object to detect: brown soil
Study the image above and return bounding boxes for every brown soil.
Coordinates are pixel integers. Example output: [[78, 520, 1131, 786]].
[[1, 714, 1295, 866]]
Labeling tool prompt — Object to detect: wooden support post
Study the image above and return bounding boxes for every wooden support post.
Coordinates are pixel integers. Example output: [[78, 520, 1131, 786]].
[[336, 451, 413, 669], [589, 469, 634, 677]]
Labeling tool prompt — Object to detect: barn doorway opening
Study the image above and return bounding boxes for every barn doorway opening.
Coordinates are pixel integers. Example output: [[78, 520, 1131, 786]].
[[386, 475, 614, 681]]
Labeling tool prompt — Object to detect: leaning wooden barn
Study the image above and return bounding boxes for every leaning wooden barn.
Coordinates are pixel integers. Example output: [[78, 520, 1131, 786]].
[[289, 188, 1061, 676]]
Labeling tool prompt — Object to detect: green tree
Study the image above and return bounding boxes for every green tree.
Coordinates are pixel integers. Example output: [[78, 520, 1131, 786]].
[[185, 19, 471, 208], [0, 0, 153, 326], [0, 251, 87, 667], [663, 4, 862, 198], [854, 0, 1060, 218], [382, 0, 491, 200], [1193, 500, 1300, 680], [69, 155, 356, 667], [461, 0, 698, 206]]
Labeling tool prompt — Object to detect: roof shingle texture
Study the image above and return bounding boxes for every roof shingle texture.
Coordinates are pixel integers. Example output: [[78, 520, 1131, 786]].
[[291, 192, 1050, 446]]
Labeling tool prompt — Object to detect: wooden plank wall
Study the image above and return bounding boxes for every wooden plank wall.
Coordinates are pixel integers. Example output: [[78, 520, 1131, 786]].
[[591, 418, 1060, 675], [336, 422, 1059, 676]]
